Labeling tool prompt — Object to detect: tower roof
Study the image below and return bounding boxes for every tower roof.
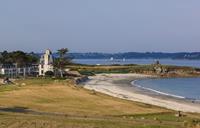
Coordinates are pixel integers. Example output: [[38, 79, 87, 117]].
[[45, 49, 52, 55]]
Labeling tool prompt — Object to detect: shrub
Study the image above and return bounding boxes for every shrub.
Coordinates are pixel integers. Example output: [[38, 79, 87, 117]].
[[45, 71, 54, 77]]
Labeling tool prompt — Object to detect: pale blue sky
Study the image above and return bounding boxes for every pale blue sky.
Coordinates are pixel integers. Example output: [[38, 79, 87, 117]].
[[0, 0, 200, 52]]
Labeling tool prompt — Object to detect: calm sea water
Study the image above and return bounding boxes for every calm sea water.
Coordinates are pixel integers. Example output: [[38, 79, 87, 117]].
[[134, 78, 200, 100], [75, 59, 200, 100], [73, 59, 200, 68]]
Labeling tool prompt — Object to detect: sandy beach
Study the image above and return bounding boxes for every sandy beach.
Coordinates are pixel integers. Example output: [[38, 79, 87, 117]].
[[84, 73, 200, 113]]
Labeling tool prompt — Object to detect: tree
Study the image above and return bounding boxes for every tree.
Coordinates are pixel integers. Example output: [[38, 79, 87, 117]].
[[0, 50, 39, 77], [11, 51, 28, 67], [54, 48, 71, 78], [0, 53, 3, 64], [58, 48, 69, 58], [0, 51, 11, 64], [27, 52, 39, 64], [0, 51, 39, 66]]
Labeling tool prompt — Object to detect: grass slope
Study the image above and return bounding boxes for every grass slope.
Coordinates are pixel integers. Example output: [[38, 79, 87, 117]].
[[0, 79, 199, 128]]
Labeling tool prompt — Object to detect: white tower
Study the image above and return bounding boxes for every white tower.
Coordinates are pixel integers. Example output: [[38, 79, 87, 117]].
[[39, 49, 54, 76]]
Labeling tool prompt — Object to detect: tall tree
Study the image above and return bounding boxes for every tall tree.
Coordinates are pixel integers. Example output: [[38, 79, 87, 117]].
[[0, 51, 10, 64], [11, 51, 28, 67], [54, 48, 71, 78], [58, 48, 69, 58]]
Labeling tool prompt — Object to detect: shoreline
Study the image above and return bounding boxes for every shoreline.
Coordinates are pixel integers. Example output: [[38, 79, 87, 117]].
[[83, 73, 200, 113], [132, 80, 186, 99]]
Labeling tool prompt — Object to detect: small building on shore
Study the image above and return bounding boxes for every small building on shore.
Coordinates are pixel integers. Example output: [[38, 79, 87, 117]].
[[38, 49, 54, 76], [0, 64, 39, 78]]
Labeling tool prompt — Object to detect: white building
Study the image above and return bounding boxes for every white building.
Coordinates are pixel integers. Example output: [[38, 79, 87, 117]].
[[0, 64, 38, 78], [0, 64, 17, 78], [39, 49, 54, 76]]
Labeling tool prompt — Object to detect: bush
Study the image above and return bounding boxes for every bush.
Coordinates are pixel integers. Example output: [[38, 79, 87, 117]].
[[0, 74, 5, 78], [45, 71, 54, 77]]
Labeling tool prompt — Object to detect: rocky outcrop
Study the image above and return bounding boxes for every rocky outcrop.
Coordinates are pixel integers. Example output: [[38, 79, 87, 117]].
[[0, 77, 14, 85], [153, 65, 168, 74], [66, 71, 82, 77], [74, 76, 89, 84]]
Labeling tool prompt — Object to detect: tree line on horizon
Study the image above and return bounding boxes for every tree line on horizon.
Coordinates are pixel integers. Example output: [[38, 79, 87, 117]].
[[68, 52, 200, 60], [1, 50, 200, 63]]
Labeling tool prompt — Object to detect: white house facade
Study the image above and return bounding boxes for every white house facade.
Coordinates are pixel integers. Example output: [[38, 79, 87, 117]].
[[0, 64, 38, 78], [39, 49, 54, 76]]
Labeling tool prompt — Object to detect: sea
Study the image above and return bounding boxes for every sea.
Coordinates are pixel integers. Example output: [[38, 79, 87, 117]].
[[134, 78, 200, 100], [73, 59, 200, 68], [74, 59, 200, 100]]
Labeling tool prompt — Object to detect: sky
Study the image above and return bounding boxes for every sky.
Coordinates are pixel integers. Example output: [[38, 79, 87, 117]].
[[0, 0, 200, 53]]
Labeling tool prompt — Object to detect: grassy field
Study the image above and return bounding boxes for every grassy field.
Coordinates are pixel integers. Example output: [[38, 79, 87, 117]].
[[0, 78, 200, 128], [67, 64, 199, 77]]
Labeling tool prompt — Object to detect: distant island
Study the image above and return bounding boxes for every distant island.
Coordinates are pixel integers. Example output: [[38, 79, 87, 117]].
[[66, 52, 200, 60]]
